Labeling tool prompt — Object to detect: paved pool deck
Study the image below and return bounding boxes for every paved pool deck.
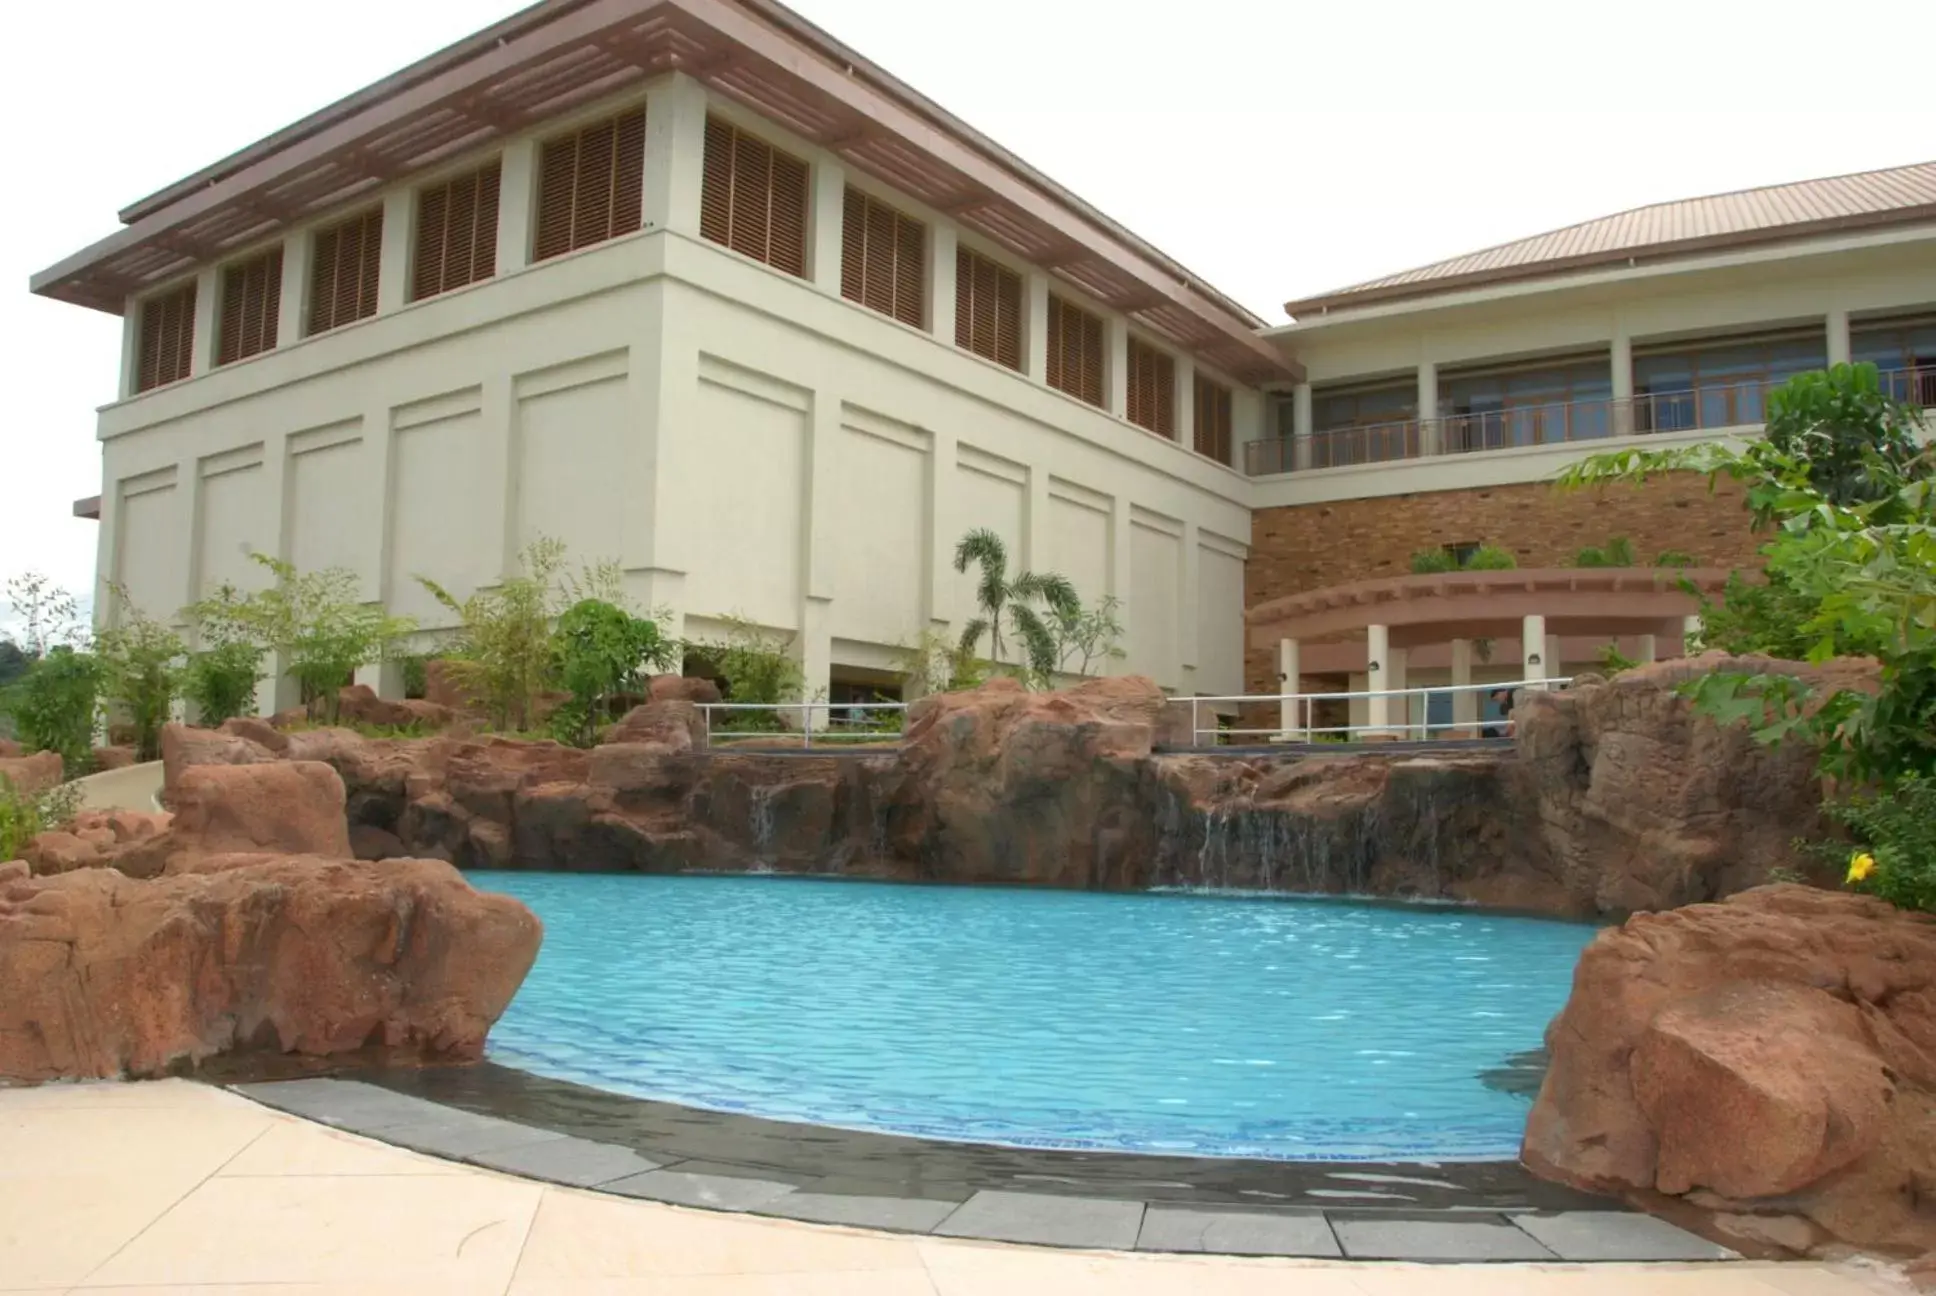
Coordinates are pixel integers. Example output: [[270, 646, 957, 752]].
[[0, 1078, 1912, 1294]]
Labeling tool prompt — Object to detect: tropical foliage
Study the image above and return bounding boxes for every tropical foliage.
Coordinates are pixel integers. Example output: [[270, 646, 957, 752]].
[[551, 598, 678, 747], [1559, 361, 1936, 905], [182, 583, 264, 727], [93, 596, 186, 763], [0, 775, 80, 863], [952, 528, 1079, 683], [243, 556, 413, 722]]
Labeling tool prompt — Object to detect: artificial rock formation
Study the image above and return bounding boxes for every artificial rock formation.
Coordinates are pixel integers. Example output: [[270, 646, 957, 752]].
[[1524, 885, 1936, 1256], [141, 658, 1848, 917], [0, 750, 64, 797], [0, 854, 541, 1081], [0, 755, 542, 1081]]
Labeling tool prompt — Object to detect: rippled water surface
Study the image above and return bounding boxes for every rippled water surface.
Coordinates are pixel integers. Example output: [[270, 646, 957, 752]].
[[471, 872, 1593, 1160]]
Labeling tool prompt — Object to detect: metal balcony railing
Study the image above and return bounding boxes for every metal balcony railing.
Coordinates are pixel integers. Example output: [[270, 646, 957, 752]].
[[1245, 363, 1935, 477]]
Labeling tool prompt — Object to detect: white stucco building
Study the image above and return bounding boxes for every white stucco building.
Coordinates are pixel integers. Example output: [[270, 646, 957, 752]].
[[30, 0, 1936, 721]]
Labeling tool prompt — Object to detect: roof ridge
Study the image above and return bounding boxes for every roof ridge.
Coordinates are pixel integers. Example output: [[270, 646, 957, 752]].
[[1284, 156, 1936, 317]]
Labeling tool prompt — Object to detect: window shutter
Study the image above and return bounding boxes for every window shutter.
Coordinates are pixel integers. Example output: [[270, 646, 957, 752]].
[[135, 283, 196, 392], [700, 117, 809, 278], [534, 107, 646, 263], [839, 186, 926, 328], [1126, 338, 1176, 437], [216, 247, 283, 366], [413, 160, 501, 301], [308, 208, 383, 335], [1046, 295, 1104, 407], [954, 246, 1022, 370], [1194, 375, 1234, 464]]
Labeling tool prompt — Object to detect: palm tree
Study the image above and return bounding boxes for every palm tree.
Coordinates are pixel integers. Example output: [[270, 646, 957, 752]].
[[952, 528, 1078, 684]]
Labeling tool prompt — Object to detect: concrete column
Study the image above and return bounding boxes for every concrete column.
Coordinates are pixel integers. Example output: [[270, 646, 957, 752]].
[[178, 458, 206, 610], [1105, 315, 1129, 417], [277, 232, 311, 344], [1416, 360, 1438, 456], [496, 138, 538, 274], [477, 375, 516, 582], [1174, 354, 1196, 449], [1827, 307, 1852, 367], [1366, 623, 1391, 733], [809, 159, 846, 295], [1522, 614, 1548, 682], [1387, 647, 1410, 737], [1292, 381, 1314, 471], [925, 429, 959, 628], [353, 661, 405, 699], [1277, 637, 1301, 740], [1023, 272, 1050, 384], [928, 224, 958, 339], [642, 75, 708, 239], [376, 188, 415, 314], [1683, 614, 1704, 655], [1637, 634, 1658, 665], [1610, 330, 1634, 436], [1179, 521, 1200, 672], [362, 406, 397, 603], [189, 266, 221, 375], [1451, 637, 1477, 735], [798, 596, 833, 731], [802, 389, 842, 606], [117, 294, 142, 400], [1107, 494, 1132, 672], [1547, 634, 1563, 679], [1021, 466, 1051, 579]]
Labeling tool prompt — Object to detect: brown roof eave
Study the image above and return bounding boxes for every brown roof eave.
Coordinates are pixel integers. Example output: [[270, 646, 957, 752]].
[[1281, 204, 1936, 321], [116, 0, 595, 225]]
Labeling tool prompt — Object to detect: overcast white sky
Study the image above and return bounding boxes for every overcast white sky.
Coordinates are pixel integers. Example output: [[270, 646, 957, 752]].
[[7, 0, 1935, 624]]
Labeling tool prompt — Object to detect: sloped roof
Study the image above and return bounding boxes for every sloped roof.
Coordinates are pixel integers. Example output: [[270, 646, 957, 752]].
[[1285, 160, 1936, 318]]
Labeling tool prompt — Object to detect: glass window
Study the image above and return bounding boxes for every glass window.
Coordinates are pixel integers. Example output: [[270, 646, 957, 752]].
[[1442, 359, 1611, 451], [1853, 318, 1936, 406], [1633, 333, 1828, 433]]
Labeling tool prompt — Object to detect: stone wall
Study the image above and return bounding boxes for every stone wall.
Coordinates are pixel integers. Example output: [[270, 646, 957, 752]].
[[1243, 474, 1760, 692]]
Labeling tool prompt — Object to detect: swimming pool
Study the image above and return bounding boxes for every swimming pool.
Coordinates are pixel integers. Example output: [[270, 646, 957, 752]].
[[470, 872, 1592, 1161]]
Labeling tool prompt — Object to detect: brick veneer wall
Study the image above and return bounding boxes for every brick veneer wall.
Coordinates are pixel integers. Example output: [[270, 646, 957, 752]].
[[1242, 473, 1761, 695]]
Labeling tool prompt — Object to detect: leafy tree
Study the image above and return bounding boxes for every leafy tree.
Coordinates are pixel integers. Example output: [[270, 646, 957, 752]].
[[895, 627, 987, 698], [690, 615, 807, 733], [0, 640, 27, 694], [241, 556, 414, 723], [0, 775, 80, 861], [951, 528, 1078, 683], [550, 599, 679, 747], [6, 648, 102, 775], [182, 582, 264, 726], [4, 571, 87, 658], [94, 595, 185, 762], [1558, 366, 1935, 790], [1051, 594, 1127, 679], [418, 540, 566, 732]]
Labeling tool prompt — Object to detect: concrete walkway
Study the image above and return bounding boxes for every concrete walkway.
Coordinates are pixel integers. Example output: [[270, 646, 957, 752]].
[[0, 1079, 1909, 1294], [66, 760, 163, 813]]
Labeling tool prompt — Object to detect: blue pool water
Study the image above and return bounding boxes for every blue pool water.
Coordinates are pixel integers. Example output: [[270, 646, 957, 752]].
[[471, 873, 1593, 1161]]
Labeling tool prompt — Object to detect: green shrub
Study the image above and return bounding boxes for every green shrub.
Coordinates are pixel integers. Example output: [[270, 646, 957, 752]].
[[1832, 777, 1936, 911], [95, 599, 185, 762], [181, 583, 264, 726], [242, 557, 413, 722], [0, 776, 81, 862], [550, 599, 678, 747], [895, 627, 988, 697], [1463, 545, 1518, 571], [419, 540, 565, 732], [1574, 536, 1636, 568], [1653, 550, 1696, 568], [1409, 549, 1457, 574], [689, 615, 806, 733], [5, 648, 102, 776]]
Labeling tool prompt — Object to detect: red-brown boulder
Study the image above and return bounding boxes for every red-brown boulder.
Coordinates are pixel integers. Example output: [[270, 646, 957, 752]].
[[0, 855, 541, 1080], [1525, 884, 1936, 1255], [646, 674, 723, 706], [334, 683, 460, 732], [0, 750, 64, 796], [168, 761, 353, 861], [89, 745, 137, 771], [161, 721, 275, 801], [607, 700, 707, 752], [0, 738, 20, 758]]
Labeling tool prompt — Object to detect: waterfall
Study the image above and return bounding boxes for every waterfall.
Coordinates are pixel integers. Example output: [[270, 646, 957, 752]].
[[748, 783, 777, 873]]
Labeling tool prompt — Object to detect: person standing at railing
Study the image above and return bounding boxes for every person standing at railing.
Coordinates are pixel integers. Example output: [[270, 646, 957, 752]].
[[1482, 687, 1515, 740]]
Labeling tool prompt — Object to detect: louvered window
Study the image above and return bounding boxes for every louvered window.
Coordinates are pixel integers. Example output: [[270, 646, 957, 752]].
[[308, 208, 382, 335], [535, 107, 646, 261], [954, 247, 1022, 370], [1126, 338, 1175, 437], [135, 283, 196, 393], [414, 161, 501, 300], [1046, 295, 1104, 407], [840, 187, 925, 327], [700, 117, 809, 278], [217, 248, 283, 365], [1194, 375, 1234, 464]]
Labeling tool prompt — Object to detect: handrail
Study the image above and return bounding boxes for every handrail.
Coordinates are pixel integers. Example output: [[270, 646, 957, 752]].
[[696, 701, 909, 750], [1172, 677, 1574, 746], [1244, 364, 1936, 477]]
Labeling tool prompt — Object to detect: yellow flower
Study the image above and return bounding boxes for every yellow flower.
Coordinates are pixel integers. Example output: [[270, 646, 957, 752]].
[[1847, 852, 1877, 885]]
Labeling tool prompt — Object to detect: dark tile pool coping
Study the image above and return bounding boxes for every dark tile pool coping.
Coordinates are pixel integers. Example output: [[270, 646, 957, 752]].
[[230, 1063, 1738, 1263]]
